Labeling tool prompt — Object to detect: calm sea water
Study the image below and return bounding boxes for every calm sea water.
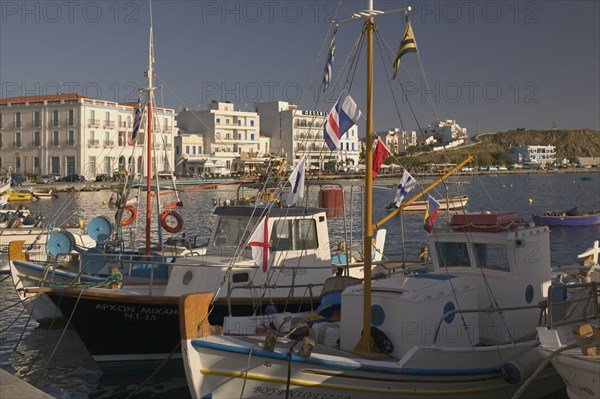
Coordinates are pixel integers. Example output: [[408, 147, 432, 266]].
[[1, 172, 598, 398]]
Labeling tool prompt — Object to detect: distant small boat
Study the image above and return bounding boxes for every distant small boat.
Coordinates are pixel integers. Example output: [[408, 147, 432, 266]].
[[532, 208, 600, 226], [33, 190, 54, 199], [386, 195, 468, 211], [7, 189, 33, 201]]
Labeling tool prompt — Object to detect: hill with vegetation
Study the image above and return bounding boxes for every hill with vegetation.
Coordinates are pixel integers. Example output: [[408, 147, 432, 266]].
[[399, 129, 600, 168]]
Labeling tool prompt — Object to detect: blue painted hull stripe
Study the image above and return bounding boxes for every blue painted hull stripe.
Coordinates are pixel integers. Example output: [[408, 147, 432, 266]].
[[14, 260, 104, 282], [191, 339, 500, 377]]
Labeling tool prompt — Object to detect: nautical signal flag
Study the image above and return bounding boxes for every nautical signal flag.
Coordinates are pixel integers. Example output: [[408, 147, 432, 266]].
[[322, 28, 337, 92], [323, 94, 362, 151], [372, 140, 390, 180], [394, 170, 417, 207], [287, 156, 307, 207], [392, 20, 418, 80], [423, 195, 441, 233], [249, 217, 270, 272]]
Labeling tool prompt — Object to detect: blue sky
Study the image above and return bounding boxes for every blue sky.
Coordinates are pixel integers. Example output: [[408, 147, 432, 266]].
[[1, 0, 598, 135]]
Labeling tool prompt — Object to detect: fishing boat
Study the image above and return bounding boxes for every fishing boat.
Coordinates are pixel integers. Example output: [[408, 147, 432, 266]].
[[32, 190, 55, 200], [386, 194, 468, 211], [6, 189, 34, 201], [179, 4, 564, 399], [532, 208, 600, 226]]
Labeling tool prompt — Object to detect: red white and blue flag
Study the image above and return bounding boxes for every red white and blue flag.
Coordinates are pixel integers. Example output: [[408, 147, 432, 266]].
[[423, 195, 441, 233], [249, 217, 270, 272], [394, 170, 417, 207], [323, 95, 362, 151]]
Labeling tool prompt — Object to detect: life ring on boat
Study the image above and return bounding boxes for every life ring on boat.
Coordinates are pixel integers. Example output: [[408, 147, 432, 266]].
[[160, 210, 183, 234], [120, 205, 137, 226]]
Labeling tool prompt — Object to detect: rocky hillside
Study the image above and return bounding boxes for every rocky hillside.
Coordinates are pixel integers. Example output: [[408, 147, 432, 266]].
[[401, 129, 600, 167], [477, 129, 600, 158]]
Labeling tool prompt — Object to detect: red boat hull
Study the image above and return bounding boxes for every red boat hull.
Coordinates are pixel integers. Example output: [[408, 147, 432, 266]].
[[450, 212, 520, 232]]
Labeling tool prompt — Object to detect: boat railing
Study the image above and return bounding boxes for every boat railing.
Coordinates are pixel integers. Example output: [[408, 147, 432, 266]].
[[432, 302, 546, 344], [545, 282, 600, 329]]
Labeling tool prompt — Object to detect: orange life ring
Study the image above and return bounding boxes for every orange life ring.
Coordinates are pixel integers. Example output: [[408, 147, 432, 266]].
[[160, 210, 183, 234], [120, 205, 137, 226]]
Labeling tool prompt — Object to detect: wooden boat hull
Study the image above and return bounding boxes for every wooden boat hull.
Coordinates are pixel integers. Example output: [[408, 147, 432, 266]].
[[184, 335, 562, 399], [532, 213, 600, 226], [34, 287, 321, 363]]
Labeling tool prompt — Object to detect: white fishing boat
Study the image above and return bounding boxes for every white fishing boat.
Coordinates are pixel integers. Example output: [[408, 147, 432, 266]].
[[386, 194, 468, 211], [179, 3, 564, 398]]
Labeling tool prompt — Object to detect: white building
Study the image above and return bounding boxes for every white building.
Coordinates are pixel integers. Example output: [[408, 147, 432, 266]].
[[176, 102, 261, 175], [422, 120, 467, 143], [0, 93, 176, 178], [508, 145, 556, 165], [256, 101, 360, 170], [379, 128, 417, 154]]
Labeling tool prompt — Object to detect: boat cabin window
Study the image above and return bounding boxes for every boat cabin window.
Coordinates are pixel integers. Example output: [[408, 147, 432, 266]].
[[473, 243, 510, 272], [271, 219, 318, 251], [213, 216, 260, 249], [435, 242, 470, 268]]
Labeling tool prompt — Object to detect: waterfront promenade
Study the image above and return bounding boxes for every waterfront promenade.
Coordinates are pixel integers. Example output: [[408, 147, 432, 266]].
[[0, 369, 54, 399]]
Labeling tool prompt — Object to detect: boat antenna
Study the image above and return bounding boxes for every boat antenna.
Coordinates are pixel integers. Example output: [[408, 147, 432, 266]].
[[145, 1, 156, 256]]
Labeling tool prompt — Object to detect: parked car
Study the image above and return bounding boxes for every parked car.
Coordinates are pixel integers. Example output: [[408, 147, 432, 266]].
[[95, 174, 113, 182], [50, 173, 62, 181], [36, 175, 51, 184], [61, 173, 85, 182]]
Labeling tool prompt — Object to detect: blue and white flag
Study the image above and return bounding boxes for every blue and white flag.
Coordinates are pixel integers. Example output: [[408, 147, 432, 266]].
[[322, 28, 336, 92], [131, 95, 143, 142], [323, 95, 362, 151], [286, 156, 307, 207], [394, 170, 417, 207]]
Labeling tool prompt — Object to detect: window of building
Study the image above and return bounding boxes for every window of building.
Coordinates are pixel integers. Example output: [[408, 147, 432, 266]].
[[33, 111, 40, 127], [238, 133, 242, 140], [250, 133, 255, 141], [104, 157, 112, 174], [52, 131, 60, 146], [53, 110, 59, 126], [198, 146, 202, 154], [34, 157, 40, 171], [216, 118, 220, 124], [0, 113, 3, 129], [216, 132, 220, 139], [68, 130, 75, 146], [226, 119, 230, 125], [15, 155, 21, 170], [15, 132, 21, 148], [89, 156, 96, 174], [15, 112, 21, 128], [33, 131, 40, 147], [186, 146, 190, 154], [192, 146, 196, 154], [250, 120, 254, 127], [238, 120, 241, 126], [0, 133, 3, 148], [67, 109, 74, 125]]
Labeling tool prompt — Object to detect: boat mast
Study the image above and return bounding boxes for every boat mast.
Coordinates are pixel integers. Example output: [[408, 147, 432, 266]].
[[145, 11, 155, 256]]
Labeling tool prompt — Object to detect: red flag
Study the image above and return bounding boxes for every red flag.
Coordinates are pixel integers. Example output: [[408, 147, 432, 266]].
[[372, 140, 390, 180]]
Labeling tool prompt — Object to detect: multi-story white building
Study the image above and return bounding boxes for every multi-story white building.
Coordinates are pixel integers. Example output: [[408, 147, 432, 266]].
[[256, 101, 360, 170], [379, 128, 417, 154], [422, 120, 467, 143], [0, 93, 176, 178], [176, 102, 261, 175], [508, 145, 556, 165]]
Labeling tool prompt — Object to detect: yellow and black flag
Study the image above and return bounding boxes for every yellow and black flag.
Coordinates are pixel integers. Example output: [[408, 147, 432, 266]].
[[392, 20, 418, 79]]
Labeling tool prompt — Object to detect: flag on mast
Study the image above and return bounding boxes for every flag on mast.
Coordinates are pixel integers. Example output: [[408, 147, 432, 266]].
[[322, 28, 337, 92], [287, 156, 307, 207], [131, 95, 143, 143], [392, 19, 418, 79], [394, 170, 417, 207], [423, 195, 441, 232], [249, 217, 270, 273], [372, 140, 390, 180], [323, 94, 362, 151]]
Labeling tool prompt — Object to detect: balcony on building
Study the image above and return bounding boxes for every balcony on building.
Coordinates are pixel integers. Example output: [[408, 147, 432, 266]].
[[88, 119, 100, 127]]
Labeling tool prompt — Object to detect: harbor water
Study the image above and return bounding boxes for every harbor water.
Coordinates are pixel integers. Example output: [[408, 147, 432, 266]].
[[1, 172, 599, 398]]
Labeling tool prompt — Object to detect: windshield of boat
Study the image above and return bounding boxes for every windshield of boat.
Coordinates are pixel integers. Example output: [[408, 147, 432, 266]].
[[212, 215, 260, 249]]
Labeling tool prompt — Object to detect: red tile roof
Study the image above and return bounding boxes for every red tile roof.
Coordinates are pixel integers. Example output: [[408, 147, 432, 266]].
[[0, 93, 90, 105]]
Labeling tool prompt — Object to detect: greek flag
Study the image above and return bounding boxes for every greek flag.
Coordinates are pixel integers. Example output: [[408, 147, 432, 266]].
[[131, 95, 142, 141], [322, 29, 336, 92], [323, 94, 362, 151], [286, 156, 307, 207], [394, 170, 417, 207]]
